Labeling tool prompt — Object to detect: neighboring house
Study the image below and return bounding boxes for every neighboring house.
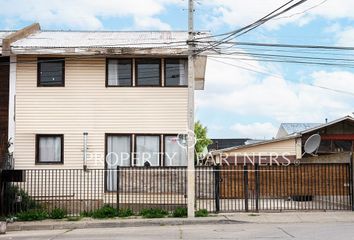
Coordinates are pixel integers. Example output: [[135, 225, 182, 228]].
[[208, 138, 250, 151], [0, 23, 209, 175], [211, 116, 354, 164], [276, 122, 321, 138]]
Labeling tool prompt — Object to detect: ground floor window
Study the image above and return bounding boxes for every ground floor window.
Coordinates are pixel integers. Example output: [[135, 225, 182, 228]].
[[106, 134, 131, 191], [36, 134, 63, 164], [164, 135, 187, 166], [135, 135, 160, 166]]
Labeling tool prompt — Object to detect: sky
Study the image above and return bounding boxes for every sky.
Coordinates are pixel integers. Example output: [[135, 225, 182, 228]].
[[1, 0, 354, 139]]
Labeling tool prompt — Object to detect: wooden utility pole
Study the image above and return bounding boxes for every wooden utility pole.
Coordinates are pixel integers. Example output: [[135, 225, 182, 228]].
[[187, 0, 196, 218]]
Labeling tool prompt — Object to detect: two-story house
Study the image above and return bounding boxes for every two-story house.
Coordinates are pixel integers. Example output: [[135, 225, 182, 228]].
[[0, 23, 208, 212]]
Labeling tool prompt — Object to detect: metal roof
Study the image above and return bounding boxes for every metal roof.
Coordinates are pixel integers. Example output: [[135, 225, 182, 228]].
[[280, 123, 322, 135], [0, 31, 15, 46], [10, 31, 210, 49], [300, 115, 354, 134]]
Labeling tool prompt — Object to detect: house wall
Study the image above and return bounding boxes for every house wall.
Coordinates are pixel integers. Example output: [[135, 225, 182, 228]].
[[14, 56, 188, 169], [222, 138, 297, 156]]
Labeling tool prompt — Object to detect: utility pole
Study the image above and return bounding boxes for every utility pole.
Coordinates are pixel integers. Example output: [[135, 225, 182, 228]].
[[187, 0, 195, 218]]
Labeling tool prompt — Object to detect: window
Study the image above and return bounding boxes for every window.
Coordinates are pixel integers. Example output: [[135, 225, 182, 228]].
[[165, 59, 188, 86], [164, 135, 187, 166], [38, 58, 65, 86], [36, 135, 63, 164], [106, 59, 132, 87], [106, 134, 131, 191], [136, 59, 161, 86], [135, 135, 160, 166]]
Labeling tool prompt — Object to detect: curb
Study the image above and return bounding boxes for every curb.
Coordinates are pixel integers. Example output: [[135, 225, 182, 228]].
[[6, 218, 245, 232]]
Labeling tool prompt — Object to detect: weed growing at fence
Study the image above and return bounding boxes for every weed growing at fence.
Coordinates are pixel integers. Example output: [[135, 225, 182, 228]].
[[5, 185, 40, 212], [49, 208, 67, 219], [195, 209, 208, 217], [139, 208, 168, 218], [172, 207, 187, 218], [118, 208, 134, 218], [16, 209, 49, 221], [91, 205, 118, 219], [80, 211, 93, 218]]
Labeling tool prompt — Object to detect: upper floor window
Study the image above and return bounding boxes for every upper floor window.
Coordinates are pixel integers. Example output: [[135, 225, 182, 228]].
[[107, 59, 132, 87], [165, 59, 188, 87], [36, 134, 64, 164], [37, 58, 65, 87], [135, 59, 161, 86]]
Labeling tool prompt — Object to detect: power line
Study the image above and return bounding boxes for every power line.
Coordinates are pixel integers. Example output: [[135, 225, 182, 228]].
[[208, 57, 354, 97]]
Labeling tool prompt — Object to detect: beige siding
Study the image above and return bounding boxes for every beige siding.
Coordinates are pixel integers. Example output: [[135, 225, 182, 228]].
[[223, 138, 297, 156], [15, 56, 188, 169]]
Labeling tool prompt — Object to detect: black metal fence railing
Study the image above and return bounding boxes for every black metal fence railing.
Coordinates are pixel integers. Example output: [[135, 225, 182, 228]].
[[1, 167, 187, 217], [1, 163, 352, 217], [195, 163, 352, 213]]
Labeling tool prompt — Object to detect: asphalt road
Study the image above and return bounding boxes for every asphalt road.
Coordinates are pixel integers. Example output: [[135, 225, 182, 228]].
[[1, 222, 354, 240]]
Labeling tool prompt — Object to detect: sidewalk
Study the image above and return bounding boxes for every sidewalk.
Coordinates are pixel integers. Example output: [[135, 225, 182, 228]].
[[6, 212, 354, 232]]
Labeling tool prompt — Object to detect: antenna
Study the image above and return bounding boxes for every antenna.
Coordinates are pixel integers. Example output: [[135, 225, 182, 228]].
[[302, 134, 321, 157]]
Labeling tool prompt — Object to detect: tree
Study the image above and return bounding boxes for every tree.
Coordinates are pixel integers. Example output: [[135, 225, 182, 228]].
[[194, 121, 213, 160]]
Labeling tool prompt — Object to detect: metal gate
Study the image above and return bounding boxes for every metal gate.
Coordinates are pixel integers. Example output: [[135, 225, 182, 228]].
[[196, 163, 353, 213]]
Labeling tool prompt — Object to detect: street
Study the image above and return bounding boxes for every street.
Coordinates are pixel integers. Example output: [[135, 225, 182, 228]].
[[1, 222, 354, 240]]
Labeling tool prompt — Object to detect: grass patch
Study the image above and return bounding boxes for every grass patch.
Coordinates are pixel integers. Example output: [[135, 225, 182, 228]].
[[195, 209, 208, 217], [139, 208, 168, 218], [80, 211, 93, 218], [49, 208, 67, 219], [172, 207, 187, 218], [16, 209, 49, 221], [248, 213, 259, 217]]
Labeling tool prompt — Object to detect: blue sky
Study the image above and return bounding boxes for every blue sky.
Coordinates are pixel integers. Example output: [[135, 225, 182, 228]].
[[1, 0, 354, 139]]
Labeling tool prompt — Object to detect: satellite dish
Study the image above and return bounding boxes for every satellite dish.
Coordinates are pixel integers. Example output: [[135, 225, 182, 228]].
[[303, 134, 321, 155]]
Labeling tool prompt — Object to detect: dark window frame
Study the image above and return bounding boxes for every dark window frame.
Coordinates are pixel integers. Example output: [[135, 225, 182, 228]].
[[35, 134, 64, 164], [135, 58, 162, 87], [37, 58, 65, 87], [164, 58, 188, 87], [134, 134, 162, 166], [105, 58, 133, 87]]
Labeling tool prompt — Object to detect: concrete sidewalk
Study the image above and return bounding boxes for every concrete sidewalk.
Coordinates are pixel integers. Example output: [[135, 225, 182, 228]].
[[6, 212, 354, 232]]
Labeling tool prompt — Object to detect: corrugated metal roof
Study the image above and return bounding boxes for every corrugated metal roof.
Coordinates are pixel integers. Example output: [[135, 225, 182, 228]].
[[280, 123, 321, 135], [0, 31, 15, 46], [11, 31, 210, 49]]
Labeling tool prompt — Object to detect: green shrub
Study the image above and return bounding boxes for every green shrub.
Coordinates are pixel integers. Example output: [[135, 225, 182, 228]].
[[4, 185, 40, 212], [91, 205, 118, 219], [195, 209, 208, 217], [16, 209, 48, 221], [172, 207, 187, 218], [139, 208, 168, 218], [118, 208, 134, 218], [49, 208, 67, 219]]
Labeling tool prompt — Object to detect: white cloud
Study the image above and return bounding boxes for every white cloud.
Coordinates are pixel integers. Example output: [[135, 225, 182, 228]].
[[202, 0, 354, 31], [197, 57, 354, 129], [231, 122, 277, 139], [0, 0, 171, 30]]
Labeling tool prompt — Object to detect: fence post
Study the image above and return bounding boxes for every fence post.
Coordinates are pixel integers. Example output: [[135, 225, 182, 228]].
[[214, 164, 220, 213], [244, 165, 249, 212], [116, 166, 120, 213], [350, 153, 354, 211], [255, 163, 259, 212]]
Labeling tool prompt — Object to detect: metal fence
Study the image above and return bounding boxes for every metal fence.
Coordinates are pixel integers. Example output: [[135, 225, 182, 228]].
[[196, 163, 353, 213], [1, 167, 187, 216], [1, 163, 353, 217]]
